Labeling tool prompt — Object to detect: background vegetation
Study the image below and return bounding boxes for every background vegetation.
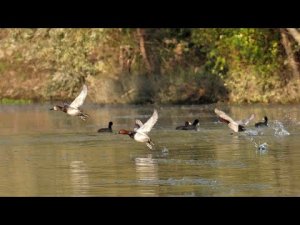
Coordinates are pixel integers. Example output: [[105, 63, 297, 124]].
[[0, 28, 300, 104]]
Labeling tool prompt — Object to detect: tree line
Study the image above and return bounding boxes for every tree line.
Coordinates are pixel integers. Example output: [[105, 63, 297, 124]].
[[0, 28, 299, 104]]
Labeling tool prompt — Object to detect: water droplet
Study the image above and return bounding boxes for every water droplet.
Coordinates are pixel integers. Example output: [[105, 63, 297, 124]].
[[272, 121, 290, 137], [162, 147, 169, 154]]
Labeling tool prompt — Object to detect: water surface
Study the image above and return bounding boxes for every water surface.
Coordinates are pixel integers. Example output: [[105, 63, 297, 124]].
[[0, 103, 300, 196]]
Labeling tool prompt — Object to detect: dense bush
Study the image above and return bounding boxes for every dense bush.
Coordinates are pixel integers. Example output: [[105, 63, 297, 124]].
[[0, 28, 299, 104]]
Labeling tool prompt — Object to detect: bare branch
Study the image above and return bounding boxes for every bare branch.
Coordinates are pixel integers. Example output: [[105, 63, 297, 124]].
[[287, 28, 300, 45], [280, 29, 300, 78]]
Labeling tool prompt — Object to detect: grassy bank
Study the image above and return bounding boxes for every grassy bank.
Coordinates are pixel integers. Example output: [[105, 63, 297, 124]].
[[0, 98, 32, 104]]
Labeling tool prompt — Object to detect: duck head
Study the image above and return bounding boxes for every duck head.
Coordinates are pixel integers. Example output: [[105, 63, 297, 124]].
[[184, 121, 191, 126], [118, 129, 131, 135], [192, 119, 200, 126]]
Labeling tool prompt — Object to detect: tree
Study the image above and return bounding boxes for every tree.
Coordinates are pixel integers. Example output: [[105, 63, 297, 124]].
[[280, 28, 300, 78]]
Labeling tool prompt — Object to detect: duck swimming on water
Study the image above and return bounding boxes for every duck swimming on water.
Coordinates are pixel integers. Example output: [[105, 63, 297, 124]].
[[176, 121, 191, 130], [255, 116, 268, 128], [50, 84, 89, 121], [176, 119, 199, 130], [214, 108, 254, 132], [118, 109, 158, 150], [98, 121, 113, 132]]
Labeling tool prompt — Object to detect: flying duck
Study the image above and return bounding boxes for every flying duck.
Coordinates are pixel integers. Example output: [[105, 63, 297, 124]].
[[118, 109, 158, 150], [50, 84, 88, 121], [214, 108, 254, 132]]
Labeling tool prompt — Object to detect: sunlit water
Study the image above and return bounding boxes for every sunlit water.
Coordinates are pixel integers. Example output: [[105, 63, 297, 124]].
[[1, 103, 300, 196]]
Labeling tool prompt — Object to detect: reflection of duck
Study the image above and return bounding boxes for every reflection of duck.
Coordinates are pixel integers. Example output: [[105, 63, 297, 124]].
[[135, 154, 158, 196], [215, 108, 254, 132], [118, 109, 158, 149], [69, 161, 89, 195], [135, 154, 158, 182], [255, 116, 268, 128], [50, 85, 88, 121], [176, 119, 199, 130], [98, 121, 113, 133]]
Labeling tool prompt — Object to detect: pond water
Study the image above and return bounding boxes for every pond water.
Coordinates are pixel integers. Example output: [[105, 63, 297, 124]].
[[0, 103, 300, 196]]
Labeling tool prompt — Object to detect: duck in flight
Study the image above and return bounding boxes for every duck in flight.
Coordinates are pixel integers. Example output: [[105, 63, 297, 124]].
[[118, 109, 158, 150], [214, 108, 254, 132], [98, 121, 113, 133], [50, 84, 89, 121]]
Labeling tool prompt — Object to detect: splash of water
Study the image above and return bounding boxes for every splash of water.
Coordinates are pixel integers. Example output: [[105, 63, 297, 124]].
[[162, 147, 169, 154], [245, 129, 261, 136], [249, 136, 268, 152], [257, 142, 268, 151], [282, 112, 298, 126], [272, 120, 290, 137]]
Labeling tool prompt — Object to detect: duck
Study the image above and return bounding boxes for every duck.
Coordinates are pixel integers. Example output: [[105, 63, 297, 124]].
[[98, 121, 113, 133], [50, 84, 88, 121], [176, 119, 199, 130], [255, 116, 268, 128], [118, 109, 158, 150], [214, 108, 254, 132], [176, 121, 191, 130]]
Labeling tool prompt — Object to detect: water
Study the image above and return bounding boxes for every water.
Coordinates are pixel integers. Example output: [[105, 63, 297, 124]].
[[1, 103, 300, 196]]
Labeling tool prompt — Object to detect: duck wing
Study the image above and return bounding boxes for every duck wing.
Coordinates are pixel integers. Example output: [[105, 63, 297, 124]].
[[135, 119, 144, 127], [134, 119, 144, 131], [228, 122, 240, 133], [238, 114, 255, 126], [214, 108, 236, 124], [69, 85, 88, 109], [136, 109, 158, 134]]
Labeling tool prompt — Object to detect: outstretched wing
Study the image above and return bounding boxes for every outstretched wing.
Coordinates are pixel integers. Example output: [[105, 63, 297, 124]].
[[214, 108, 235, 124], [238, 114, 255, 126], [69, 85, 88, 109], [134, 119, 144, 131], [137, 109, 158, 134], [228, 122, 240, 133]]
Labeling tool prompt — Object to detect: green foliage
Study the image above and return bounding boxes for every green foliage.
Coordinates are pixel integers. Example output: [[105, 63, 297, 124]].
[[191, 29, 282, 77], [1, 29, 117, 98], [190, 28, 289, 103], [0, 98, 32, 104]]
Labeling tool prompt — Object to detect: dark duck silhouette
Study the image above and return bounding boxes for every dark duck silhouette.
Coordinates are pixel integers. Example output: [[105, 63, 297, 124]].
[[176, 121, 191, 130], [214, 108, 254, 132], [176, 119, 199, 130], [98, 121, 113, 132], [255, 116, 268, 128]]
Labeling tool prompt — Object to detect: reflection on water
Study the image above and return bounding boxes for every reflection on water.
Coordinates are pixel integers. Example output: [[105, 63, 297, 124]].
[[69, 161, 90, 196], [1, 103, 300, 196], [135, 154, 158, 196], [135, 154, 158, 182]]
